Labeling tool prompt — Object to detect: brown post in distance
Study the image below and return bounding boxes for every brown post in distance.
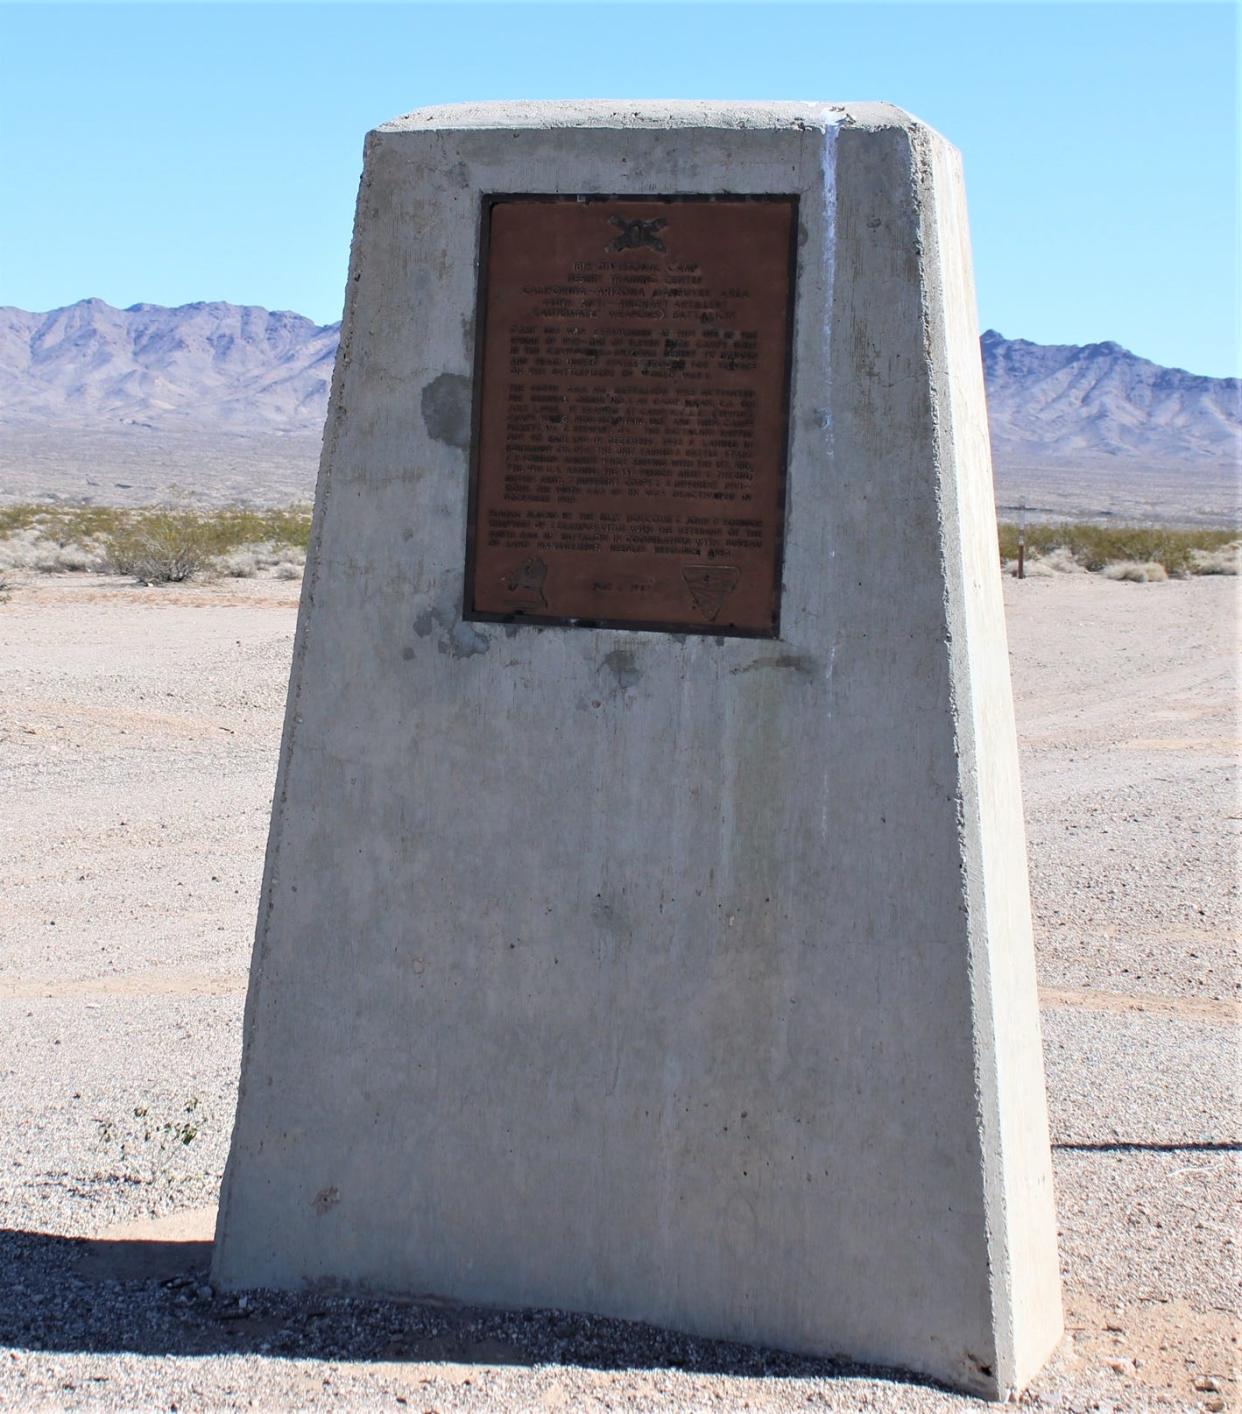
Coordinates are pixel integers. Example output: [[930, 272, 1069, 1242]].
[[1017, 496, 1026, 579]]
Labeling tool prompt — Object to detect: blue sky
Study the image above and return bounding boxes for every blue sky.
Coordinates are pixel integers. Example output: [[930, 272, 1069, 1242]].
[[1, 1, 1237, 376]]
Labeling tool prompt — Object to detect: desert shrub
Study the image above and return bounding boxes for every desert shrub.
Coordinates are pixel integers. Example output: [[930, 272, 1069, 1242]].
[[1004, 546, 1084, 577], [210, 541, 306, 578], [0, 529, 42, 570], [1, 506, 153, 575], [1003, 557, 1053, 578], [45, 540, 105, 572], [104, 512, 215, 583], [0, 527, 107, 574], [1189, 542, 1241, 575], [0, 505, 42, 537], [215, 550, 261, 578], [193, 506, 313, 554], [998, 521, 1238, 576], [0, 502, 312, 555], [0, 514, 313, 582], [1102, 560, 1169, 583], [92, 505, 312, 583], [1040, 546, 1086, 574], [0, 504, 131, 543]]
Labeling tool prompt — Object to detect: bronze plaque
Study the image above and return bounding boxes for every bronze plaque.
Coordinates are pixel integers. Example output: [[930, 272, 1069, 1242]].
[[465, 195, 797, 637]]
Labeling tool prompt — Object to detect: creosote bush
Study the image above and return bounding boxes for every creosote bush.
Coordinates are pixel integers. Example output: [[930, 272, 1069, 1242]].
[[997, 521, 1238, 577], [104, 512, 216, 583], [0, 502, 314, 550], [0, 502, 1237, 584], [0, 503, 313, 584]]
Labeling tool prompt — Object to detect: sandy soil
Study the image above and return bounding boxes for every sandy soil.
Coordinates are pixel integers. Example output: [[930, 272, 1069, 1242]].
[[0, 569, 1237, 1411]]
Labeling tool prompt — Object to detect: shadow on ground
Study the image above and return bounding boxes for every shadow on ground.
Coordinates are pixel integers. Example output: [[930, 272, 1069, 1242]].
[[0, 1228, 955, 1393]]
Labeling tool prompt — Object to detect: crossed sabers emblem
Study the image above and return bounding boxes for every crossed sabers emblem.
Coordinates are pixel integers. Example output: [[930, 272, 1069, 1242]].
[[608, 216, 668, 253]]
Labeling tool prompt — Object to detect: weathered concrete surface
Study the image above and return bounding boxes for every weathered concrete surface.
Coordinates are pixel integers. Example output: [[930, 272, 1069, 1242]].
[[213, 101, 1063, 1399]]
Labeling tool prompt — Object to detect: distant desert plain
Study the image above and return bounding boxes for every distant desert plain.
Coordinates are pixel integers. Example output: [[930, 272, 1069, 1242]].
[[1, 299, 1239, 522]]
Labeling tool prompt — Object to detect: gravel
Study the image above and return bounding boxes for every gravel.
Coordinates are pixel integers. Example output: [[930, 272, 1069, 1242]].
[[1042, 1008, 1239, 1146], [0, 569, 1237, 1411]]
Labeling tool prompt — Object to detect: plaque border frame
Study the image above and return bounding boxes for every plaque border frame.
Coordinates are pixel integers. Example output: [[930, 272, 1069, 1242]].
[[461, 193, 800, 640]]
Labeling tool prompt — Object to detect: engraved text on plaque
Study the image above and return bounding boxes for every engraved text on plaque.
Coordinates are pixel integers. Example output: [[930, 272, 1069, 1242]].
[[465, 195, 797, 636]]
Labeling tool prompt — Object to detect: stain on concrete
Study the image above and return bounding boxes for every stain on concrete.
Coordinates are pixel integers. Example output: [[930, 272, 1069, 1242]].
[[445, 621, 489, 658], [401, 646, 415, 661], [601, 649, 642, 690], [312, 1186, 340, 1215], [413, 605, 490, 659], [590, 891, 629, 936], [734, 653, 818, 679], [420, 373, 472, 450]]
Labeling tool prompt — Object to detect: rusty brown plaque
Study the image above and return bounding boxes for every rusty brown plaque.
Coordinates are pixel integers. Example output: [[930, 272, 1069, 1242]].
[[464, 195, 797, 637]]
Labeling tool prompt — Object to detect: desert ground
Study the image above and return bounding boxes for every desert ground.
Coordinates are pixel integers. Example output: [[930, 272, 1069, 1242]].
[[2, 425, 1238, 528], [0, 567, 1237, 1411]]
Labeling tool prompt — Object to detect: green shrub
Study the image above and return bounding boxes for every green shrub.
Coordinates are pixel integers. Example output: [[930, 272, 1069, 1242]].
[[0, 502, 313, 583], [997, 522, 1238, 576], [103, 512, 216, 583], [0, 502, 313, 555], [3, 500, 1234, 585]]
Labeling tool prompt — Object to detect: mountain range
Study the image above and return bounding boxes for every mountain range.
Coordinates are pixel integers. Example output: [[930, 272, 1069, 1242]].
[[0, 299, 337, 432], [1, 299, 1238, 522]]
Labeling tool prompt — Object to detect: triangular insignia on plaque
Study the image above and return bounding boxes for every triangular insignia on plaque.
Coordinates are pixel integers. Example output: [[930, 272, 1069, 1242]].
[[681, 564, 740, 621]]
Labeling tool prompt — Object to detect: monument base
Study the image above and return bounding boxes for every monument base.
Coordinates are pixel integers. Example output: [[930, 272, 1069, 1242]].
[[214, 101, 1063, 1399]]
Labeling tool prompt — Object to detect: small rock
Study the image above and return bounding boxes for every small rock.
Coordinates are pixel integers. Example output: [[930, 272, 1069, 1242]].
[[195, 1284, 213, 1301]]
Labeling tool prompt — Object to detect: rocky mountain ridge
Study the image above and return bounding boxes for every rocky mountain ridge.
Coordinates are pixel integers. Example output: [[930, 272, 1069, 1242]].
[[980, 329, 1238, 468], [0, 299, 337, 431], [1, 299, 1237, 521]]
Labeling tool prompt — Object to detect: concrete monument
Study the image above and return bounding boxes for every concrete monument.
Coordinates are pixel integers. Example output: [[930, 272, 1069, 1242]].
[[214, 101, 1063, 1398]]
